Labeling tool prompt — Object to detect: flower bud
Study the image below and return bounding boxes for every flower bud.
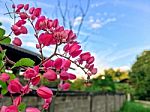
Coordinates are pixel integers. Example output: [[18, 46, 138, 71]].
[[8, 79, 23, 94], [26, 107, 40, 112], [43, 70, 57, 81], [59, 83, 70, 91], [0, 73, 10, 82], [12, 37, 22, 46], [31, 75, 40, 86], [23, 68, 38, 79], [37, 86, 53, 99], [24, 4, 29, 10], [13, 96, 22, 106]]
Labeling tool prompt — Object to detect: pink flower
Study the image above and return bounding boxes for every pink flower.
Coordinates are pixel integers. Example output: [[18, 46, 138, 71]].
[[29, 7, 35, 14], [43, 98, 52, 109], [38, 33, 53, 46], [33, 8, 41, 17], [33, 66, 39, 73], [60, 71, 69, 80], [31, 75, 40, 86], [69, 43, 82, 58], [15, 20, 26, 27], [43, 70, 57, 81], [23, 68, 38, 79], [87, 56, 94, 64], [59, 83, 70, 91], [62, 59, 71, 71], [8, 79, 22, 94], [5, 105, 18, 112], [21, 85, 31, 95], [43, 59, 54, 69], [11, 25, 19, 31], [19, 12, 28, 19], [0, 106, 7, 112], [12, 37, 22, 46], [17, 4, 24, 10], [52, 19, 59, 28], [66, 30, 76, 42], [20, 26, 28, 34], [68, 73, 76, 80], [35, 16, 46, 30], [24, 4, 29, 10], [26, 107, 41, 112], [80, 52, 91, 61], [63, 44, 70, 53], [54, 58, 62, 70], [91, 68, 97, 74], [36, 44, 40, 49], [0, 73, 10, 82], [12, 4, 15, 9], [13, 96, 22, 106], [89, 64, 94, 71], [37, 86, 53, 99]]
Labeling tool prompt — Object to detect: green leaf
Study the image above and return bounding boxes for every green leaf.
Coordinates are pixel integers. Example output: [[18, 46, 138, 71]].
[[0, 28, 5, 37], [0, 80, 7, 88], [1, 88, 8, 95], [18, 102, 26, 112], [9, 73, 16, 80], [0, 61, 4, 68], [0, 81, 7, 95], [12, 58, 35, 69], [0, 50, 6, 60], [0, 22, 2, 26], [0, 36, 11, 44]]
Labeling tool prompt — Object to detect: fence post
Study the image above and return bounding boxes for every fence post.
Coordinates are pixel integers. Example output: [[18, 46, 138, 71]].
[[114, 94, 116, 112], [105, 93, 108, 112], [89, 92, 93, 112]]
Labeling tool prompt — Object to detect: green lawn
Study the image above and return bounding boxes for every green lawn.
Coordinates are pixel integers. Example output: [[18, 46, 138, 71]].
[[119, 101, 150, 112]]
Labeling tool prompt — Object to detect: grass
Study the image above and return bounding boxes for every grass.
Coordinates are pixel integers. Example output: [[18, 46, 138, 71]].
[[119, 101, 150, 112]]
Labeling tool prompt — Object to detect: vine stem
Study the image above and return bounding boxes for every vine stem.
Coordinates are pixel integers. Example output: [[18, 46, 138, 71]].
[[39, 43, 59, 66]]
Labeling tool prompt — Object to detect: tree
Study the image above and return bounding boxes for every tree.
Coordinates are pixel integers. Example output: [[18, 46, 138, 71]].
[[104, 68, 129, 82], [130, 50, 150, 100]]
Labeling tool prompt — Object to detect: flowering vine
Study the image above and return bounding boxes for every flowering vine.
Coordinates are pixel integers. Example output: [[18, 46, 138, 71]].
[[0, 3, 97, 112]]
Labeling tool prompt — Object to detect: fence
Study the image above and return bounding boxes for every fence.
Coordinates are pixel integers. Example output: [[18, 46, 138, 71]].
[[0, 91, 126, 112]]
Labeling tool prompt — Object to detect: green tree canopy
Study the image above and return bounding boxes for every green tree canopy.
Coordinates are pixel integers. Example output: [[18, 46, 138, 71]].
[[130, 50, 150, 100]]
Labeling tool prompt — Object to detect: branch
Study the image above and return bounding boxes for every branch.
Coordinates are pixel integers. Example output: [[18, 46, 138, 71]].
[[76, 0, 90, 36], [4, 2, 13, 19], [57, 0, 67, 27]]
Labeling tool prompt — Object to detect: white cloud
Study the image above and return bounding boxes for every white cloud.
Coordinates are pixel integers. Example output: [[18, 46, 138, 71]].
[[0, 16, 13, 25], [102, 17, 117, 25], [22, 42, 36, 48], [73, 16, 82, 26], [88, 17, 117, 29], [91, 2, 106, 8], [90, 19, 102, 29]]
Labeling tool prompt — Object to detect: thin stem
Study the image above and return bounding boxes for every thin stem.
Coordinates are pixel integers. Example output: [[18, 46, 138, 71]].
[[4, 3, 13, 19], [39, 43, 59, 66]]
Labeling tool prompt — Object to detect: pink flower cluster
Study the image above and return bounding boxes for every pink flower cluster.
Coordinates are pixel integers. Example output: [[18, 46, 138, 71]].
[[0, 3, 97, 112]]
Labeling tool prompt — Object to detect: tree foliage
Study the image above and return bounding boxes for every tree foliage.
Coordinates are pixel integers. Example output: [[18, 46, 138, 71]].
[[130, 50, 150, 100]]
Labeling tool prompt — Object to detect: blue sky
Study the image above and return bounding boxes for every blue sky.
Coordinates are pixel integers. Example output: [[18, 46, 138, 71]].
[[0, 0, 150, 72]]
